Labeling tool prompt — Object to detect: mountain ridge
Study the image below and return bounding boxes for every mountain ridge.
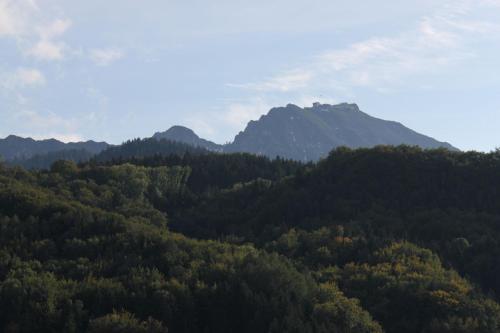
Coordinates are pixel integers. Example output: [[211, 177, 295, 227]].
[[1, 102, 458, 164], [223, 102, 456, 160], [0, 135, 109, 161]]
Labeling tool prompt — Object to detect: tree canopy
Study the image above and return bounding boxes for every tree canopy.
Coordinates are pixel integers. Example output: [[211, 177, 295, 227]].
[[1, 145, 500, 332]]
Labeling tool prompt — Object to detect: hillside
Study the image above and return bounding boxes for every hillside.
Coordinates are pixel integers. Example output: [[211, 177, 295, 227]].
[[225, 103, 457, 161], [8, 149, 94, 170], [1, 147, 500, 332], [92, 137, 209, 163], [153, 126, 222, 151]]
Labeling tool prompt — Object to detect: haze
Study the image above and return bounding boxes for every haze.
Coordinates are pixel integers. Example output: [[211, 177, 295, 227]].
[[1, 0, 499, 151]]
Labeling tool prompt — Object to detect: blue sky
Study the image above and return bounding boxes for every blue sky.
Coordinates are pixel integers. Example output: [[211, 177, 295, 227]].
[[1, 0, 499, 151]]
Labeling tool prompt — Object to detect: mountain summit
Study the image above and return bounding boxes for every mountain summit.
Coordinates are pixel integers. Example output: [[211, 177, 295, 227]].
[[152, 126, 222, 151], [225, 103, 457, 161], [1, 103, 458, 165]]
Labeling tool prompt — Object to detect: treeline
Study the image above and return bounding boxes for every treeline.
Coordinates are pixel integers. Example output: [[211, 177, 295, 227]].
[[91, 152, 305, 194], [92, 138, 208, 163], [5, 138, 209, 171], [1, 146, 500, 332], [8, 149, 94, 170]]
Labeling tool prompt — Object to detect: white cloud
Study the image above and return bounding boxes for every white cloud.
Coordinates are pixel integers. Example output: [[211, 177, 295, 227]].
[[27, 18, 71, 60], [15, 110, 76, 131], [0, 1, 72, 61], [90, 48, 124, 66], [36, 18, 71, 39], [31, 133, 84, 143], [1, 67, 46, 89], [0, 0, 37, 37], [13, 110, 84, 141], [183, 117, 217, 138], [224, 98, 272, 128], [481, 0, 500, 6], [229, 0, 500, 95], [0, 2, 18, 36], [28, 39, 65, 60], [229, 70, 312, 92], [180, 97, 274, 143], [27, 18, 72, 61], [15, 68, 46, 86]]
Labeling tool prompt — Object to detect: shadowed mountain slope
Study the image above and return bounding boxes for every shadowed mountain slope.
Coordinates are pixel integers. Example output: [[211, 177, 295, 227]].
[[225, 103, 457, 161]]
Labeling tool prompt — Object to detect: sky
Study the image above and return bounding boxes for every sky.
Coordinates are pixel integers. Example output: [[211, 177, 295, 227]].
[[1, 0, 499, 151]]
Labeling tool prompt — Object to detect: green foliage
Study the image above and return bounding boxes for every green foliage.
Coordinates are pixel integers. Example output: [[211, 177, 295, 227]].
[[176, 146, 500, 299], [2, 146, 500, 332], [313, 283, 383, 333], [92, 138, 207, 163], [0, 161, 380, 332], [88, 311, 168, 333], [332, 242, 500, 333]]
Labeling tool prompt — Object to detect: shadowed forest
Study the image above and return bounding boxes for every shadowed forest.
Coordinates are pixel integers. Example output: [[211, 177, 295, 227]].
[[1, 145, 500, 332]]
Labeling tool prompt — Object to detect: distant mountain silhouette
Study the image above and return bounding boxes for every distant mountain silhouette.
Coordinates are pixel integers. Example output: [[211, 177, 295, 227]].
[[1, 103, 458, 165], [153, 126, 222, 151], [0, 135, 109, 161], [224, 103, 457, 161], [9, 149, 95, 170]]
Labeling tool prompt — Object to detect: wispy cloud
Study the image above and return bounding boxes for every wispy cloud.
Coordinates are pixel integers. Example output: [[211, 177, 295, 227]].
[[36, 18, 71, 39], [224, 98, 273, 128], [1, 68, 46, 89], [0, 1, 72, 61], [14, 68, 46, 86], [181, 97, 274, 143], [228, 70, 312, 92], [90, 48, 124, 66], [28, 39, 66, 60], [229, 0, 500, 96], [183, 116, 217, 139], [15, 110, 76, 130], [28, 18, 72, 60], [13, 110, 84, 142], [30, 133, 84, 143], [0, 0, 37, 37]]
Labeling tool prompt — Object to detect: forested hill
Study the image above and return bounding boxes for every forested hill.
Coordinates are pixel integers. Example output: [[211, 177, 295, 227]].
[[173, 146, 500, 332], [8, 149, 95, 170], [153, 126, 222, 151], [1, 146, 500, 332], [92, 138, 209, 163]]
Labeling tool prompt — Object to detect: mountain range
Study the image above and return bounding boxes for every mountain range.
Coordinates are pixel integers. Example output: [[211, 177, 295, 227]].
[[224, 103, 456, 160], [153, 103, 456, 161], [0, 102, 456, 166], [0, 135, 109, 161]]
